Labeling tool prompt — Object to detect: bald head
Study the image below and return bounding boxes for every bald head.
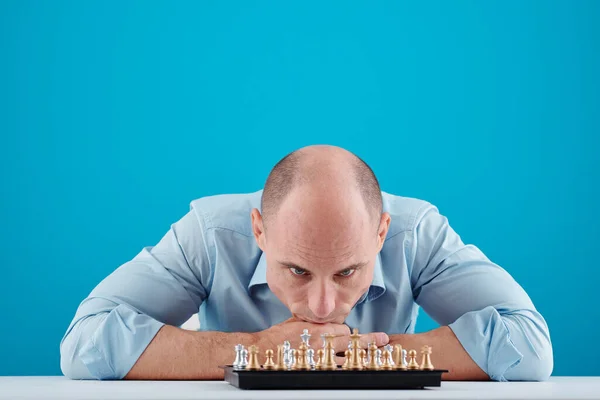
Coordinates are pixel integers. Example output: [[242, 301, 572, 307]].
[[261, 145, 383, 229]]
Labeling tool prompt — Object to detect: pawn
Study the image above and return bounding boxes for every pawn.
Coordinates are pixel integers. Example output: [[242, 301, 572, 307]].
[[407, 349, 420, 370], [381, 345, 394, 370], [263, 349, 276, 370], [375, 348, 383, 367], [315, 349, 324, 370], [367, 343, 380, 370], [294, 344, 310, 370], [420, 345, 434, 371], [247, 345, 261, 370], [342, 349, 351, 370], [306, 348, 316, 370]]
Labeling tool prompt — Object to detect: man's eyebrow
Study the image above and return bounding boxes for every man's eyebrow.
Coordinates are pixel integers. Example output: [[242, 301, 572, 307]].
[[277, 260, 369, 274]]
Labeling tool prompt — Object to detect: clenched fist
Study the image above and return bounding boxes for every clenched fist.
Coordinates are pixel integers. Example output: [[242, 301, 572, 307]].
[[250, 318, 389, 364]]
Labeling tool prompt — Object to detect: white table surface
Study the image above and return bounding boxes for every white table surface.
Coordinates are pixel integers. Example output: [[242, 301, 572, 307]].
[[1, 376, 599, 400]]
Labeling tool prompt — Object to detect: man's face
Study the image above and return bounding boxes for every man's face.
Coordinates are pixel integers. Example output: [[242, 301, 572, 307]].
[[252, 188, 389, 324]]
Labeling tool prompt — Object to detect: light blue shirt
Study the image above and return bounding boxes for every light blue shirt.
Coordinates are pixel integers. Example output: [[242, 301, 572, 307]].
[[60, 190, 553, 381]]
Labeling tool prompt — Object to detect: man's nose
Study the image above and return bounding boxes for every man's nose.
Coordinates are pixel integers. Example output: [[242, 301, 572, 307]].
[[308, 280, 336, 319]]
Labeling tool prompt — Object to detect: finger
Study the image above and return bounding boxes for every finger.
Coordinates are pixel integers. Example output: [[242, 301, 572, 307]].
[[335, 356, 345, 366], [359, 332, 389, 348], [333, 336, 351, 350], [324, 323, 350, 336]]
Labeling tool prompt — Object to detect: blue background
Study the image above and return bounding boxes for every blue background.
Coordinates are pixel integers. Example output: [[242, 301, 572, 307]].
[[0, 1, 598, 377]]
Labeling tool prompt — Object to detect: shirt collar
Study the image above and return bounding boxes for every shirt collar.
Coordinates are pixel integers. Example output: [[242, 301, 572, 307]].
[[248, 252, 386, 304]]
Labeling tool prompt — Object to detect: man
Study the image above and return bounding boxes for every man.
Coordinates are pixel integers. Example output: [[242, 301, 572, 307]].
[[60, 145, 553, 381]]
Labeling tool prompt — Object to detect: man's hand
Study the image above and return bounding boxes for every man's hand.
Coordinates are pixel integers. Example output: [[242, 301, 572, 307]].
[[253, 318, 389, 363]]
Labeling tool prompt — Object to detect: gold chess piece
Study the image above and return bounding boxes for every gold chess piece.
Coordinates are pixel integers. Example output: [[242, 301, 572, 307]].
[[366, 343, 380, 370], [342, 349, 351, 370], [263, 349, 276, 370], [315, 349, 324, 370], [420, 345, 434, 371], [294, 343, 311, 370], [348, 328, 364, 370], [381, 347, 394, 370], [407, 349, 420, 370], [360, 349, 367, 368], [393, 344, 407, 370], [274, 344, 284, 370], [247, 345, 261, 370], [321, 334, 338, 370]]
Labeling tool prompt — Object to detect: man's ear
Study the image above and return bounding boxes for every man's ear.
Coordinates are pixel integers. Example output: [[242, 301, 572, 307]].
[[377, 212, 391, 251], [251, 208, 266, 251]]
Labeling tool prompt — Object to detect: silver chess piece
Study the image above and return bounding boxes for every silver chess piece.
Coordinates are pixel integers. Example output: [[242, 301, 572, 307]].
[[384, 344, 395, 367], [283, 341, 292, 369], [300, 329, 311, 347], [239, 348, 248, 369], [365, 342, 372, 364], [375, 348, 383, 367], [320, 334, 327, 348], [306, 348, 316, 369], [400, 348, 408, 369], [233, 344, 245, 370]]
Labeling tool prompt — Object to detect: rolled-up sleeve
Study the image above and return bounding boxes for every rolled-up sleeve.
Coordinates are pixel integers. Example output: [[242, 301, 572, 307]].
[[60, 208, 212, 380], [409, 205, 553, 381]]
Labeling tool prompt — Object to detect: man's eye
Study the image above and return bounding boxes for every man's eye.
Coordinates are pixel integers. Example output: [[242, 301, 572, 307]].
[[338, 269, 355, 277], [290, 267, 307, 276]]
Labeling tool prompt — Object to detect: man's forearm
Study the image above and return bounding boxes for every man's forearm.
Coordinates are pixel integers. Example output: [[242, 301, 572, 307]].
[[125, 325, 255, 380], [389, 326, 488, 381]]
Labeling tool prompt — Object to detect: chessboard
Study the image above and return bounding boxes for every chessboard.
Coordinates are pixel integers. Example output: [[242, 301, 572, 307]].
[[221, 328, 449, 390]]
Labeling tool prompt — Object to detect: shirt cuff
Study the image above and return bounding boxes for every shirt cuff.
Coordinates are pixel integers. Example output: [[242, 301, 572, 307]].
[[448, 305, 523, 381], [79, 305, 165, 379]]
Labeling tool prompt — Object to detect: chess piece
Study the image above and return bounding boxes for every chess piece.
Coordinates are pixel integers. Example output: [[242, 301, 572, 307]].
[[342, 349, 351, 370], [275, 345, 284, 370], [348, 329, 364, 370], [367, 343, 380, 370], [375, 348, 383, 367], [407, 349, 420, 370], [301, 329, 311, 347], [321, 334, 338, 370], [247, 345, 261, 370], [263, 349, 276, 370], [381, 344, 394, 370], [306, 348, 316, 370], [233, 344, 245, 370], [315, 349, 324, 370], [239, 348, 249, 369], [289, 349, 297, 370], [360, 349, 367, 368], [393, 345, 407, 370], [420, 345, 434, 371], [282, 341, 292, 369], [294, 343, 311, 370]]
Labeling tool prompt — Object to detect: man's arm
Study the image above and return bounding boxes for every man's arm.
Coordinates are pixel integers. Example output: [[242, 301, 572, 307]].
[[389, 326, 487, 380], [60, 209, 210, 379], [125, 318, 374, 380], [124, 326, 254, 380], [404, 205, 553, 381]]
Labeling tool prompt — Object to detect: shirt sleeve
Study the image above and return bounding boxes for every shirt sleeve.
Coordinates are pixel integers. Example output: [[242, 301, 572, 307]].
[[60, 208, 212, 380], [408, 204, 553, 381]]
